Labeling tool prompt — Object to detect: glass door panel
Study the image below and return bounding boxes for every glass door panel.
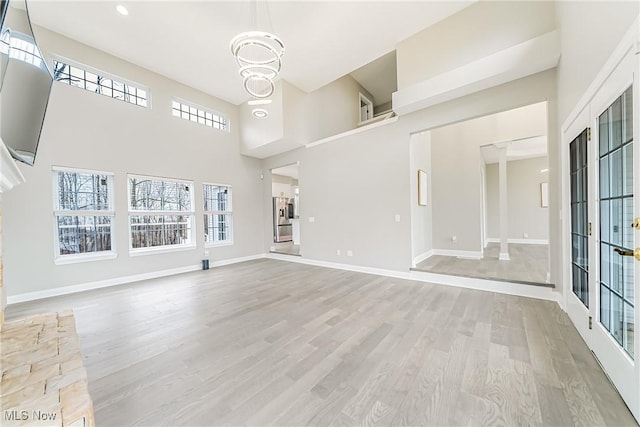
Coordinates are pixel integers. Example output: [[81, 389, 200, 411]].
[[598, 85, 634, 359], [570, 129, 590, 307]]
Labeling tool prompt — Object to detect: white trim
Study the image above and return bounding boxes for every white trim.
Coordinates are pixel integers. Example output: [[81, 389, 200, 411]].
[[393, 30, 560, 116], [409, 270, 558, 302], [412, 250, 433, 267], [359, 111, 394, 127], [205, 241, 234, 248], [172, 98, 230, 133], [52, 54, 149, 94], [498, 252, 511, 261], [54, 251, 117, 265], [358, 92, 374, 124], [52, 168, 116, 261], [485, 237, 549, 245], [305, 116, 399, 149], [203, 182, 233, 246], [129, 244, 196, 257], [127, 173, 195, 186], [267, 253, 412, 280], [266, 253, 560, 303], [209, 253, 266, 268], [7, 254, 267, 305], [52, 165, 114, 177], [7, 264, 199, 304], [431, 249, 483, 260]]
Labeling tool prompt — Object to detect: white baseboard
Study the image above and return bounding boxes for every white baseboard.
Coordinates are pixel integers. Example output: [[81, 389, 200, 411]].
[[412, 250, 433, 267], [210, 254, 266, 268], [431, 249, 483, 260], [409, 270, 559, 302], [267, 253, 558, 303], [486, 238, 549, 245], [7, 254, 267, 305], [267, 253, 412, 281]]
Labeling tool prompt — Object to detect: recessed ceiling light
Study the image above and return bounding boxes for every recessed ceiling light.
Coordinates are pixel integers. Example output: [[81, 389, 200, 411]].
[[252, 108, 268, 119], [540, 168, 549, 173], [116, 5, 129, 16]]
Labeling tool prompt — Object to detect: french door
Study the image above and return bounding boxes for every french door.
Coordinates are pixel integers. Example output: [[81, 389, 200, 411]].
[[565, 45, 640, 420]]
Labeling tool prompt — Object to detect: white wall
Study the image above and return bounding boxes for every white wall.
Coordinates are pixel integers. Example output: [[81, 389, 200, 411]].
[[396, 1, 556, 89], [555, 1, 639, 125], [2, 25, 264, 297], [261, 121, 413, 271], [430, 102, 548, 253], [486, 156, 550, 241], [306, 75, 374, 142], [409, 132, 432, 264], [431, 123, 483, 253], [259, 69, 557, 274]]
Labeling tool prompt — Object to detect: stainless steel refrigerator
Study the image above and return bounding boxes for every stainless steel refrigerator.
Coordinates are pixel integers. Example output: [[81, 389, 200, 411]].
[[273, 197, 293, 242]]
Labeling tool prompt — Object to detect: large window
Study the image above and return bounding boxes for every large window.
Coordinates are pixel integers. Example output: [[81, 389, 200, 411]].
[[53, 60, 148, 107], [53, 167, 115, 263], [203, 184, 233, 245], [128, 175, 194, 252], [172, 100, 228, 131]]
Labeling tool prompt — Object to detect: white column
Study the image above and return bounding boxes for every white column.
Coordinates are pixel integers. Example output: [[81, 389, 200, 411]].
[[498, 144, 510, 261]]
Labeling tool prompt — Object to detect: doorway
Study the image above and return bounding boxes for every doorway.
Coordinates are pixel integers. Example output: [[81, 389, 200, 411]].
[[270, 163, 301, 256], [563, 46, 639, 420], [411, 102, 551, 287]]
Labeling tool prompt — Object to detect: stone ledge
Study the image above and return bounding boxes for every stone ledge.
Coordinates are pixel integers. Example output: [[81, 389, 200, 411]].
[[1, 311, 94, 426]]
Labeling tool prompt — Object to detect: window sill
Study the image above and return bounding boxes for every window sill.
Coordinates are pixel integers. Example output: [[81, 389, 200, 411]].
[[205, 241, 234, 248], [54, 252, 117, 265], [129, 244, 196, 257]]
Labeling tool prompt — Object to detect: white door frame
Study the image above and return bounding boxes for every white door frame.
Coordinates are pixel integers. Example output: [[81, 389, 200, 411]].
[[561, 18, 640, 421]]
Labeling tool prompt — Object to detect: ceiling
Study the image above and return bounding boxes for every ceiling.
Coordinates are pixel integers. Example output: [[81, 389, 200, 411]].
[[481, 136, 548, 164], [26, 1, 473, 106]]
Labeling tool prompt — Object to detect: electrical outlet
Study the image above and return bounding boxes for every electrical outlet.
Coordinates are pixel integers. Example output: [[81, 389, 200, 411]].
[[452, 236, 457, 242], [309, 217, 315, 223], [523, 233, 529, 238], [336, 249, 341, 255], [204, 250, 210, 257], [347, 250, 353, 257], [394, 214, 401, 222]]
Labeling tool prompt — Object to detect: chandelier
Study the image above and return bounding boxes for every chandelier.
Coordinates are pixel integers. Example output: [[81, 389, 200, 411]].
[[230, 1, 284, 118]]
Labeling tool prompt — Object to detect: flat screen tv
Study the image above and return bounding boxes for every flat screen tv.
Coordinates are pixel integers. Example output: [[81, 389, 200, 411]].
[[0, 0, 53, 166]]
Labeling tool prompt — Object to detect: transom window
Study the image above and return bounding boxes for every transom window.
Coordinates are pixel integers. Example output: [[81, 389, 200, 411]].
[[172, 100, 228, 131], [203, 184, 233, 245], [128, 175, 195, 252], [53, 167, 115, 263], [53, 60, 148, 107], [1, 31, 45, 70]]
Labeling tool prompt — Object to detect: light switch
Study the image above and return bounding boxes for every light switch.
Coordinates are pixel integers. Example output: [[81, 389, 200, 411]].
[[347, 250, 353, 257], [309, 217, 315, 223], [395, 214, 401, 222]]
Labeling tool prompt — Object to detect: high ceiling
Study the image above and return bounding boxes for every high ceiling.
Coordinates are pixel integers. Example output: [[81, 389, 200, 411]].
[[26, 1, 473, 105]]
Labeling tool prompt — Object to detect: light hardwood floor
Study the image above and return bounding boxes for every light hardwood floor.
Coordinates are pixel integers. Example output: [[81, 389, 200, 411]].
[[5, 259, 637, 426], [415, 243, 550, 286]]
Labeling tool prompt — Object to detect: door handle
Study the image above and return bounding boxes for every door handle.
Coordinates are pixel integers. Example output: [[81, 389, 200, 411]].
[[633, 217, 640, 230], [614, 247, 640, 261]]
